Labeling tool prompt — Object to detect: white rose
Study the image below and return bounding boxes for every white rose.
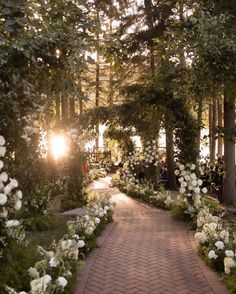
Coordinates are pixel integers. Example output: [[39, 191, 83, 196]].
[[0, 146, 6, 157], [0, 172, 8, 182], [10, 179, 18, 188], [0, 193, 7, 205], [215, 240, 224, 250], [14, 199, 22, 210], [95, 217, 100, 224], [196, 180, 202, 187], [49, 257, 59, 267], [191, 180, 197, 186], [190, 164, 196, 170], [0, 160, 3, 170], [57, 276, 68, 288], [190, 173, 197, 180], [6, 220, 20, 227], [0, 136, 5, 146], [4, 184, 12, 195], [180, 165, 185, 170], [16, 190, 23, 199], [78, 240, 85, 248], [202, 187, 207, 194], [194, 187, 200, 194]]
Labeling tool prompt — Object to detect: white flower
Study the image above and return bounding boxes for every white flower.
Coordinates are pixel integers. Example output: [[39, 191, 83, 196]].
[[224, 257, 236, 274], [195, 232, 208, 244], [197, 179, 203, 186], [28, 267, 40, 278], [57, 277, 68, 288], [78, 240, 85, 248], [0, 146, 6, 157], [10, 179, 18, 188], [6, 220, 20, 227], [4, 184, 12, 195], [191, 180, 197, 186], [179, 177, 184, 183], [194, 187, 200, 194], [49, 257, 59, 267], [0, 172, 8, 182], [14, 199, 22, 210], [225, 250, 234, 258], [16, 190, 23, 199], [215, 240, 224, 250], [190, 164, 196, 170], [0, 193, 7, 205], [104, 205, 109, 211], [185, 175, 190, 181], [190, 173, 197, 180], [31, 275, 52, 293], [0, 136, 5, 146], [99, 211, 104, 217], [202, 187, 207, 194], [175, 170, 180, 175], [208, 250, 218, 259], [85, 226, 94, 235], [95, 217, 100, 224], [0, 160, 3, 170], [180, 165, 185, 170], [84, 215, 89, 220]]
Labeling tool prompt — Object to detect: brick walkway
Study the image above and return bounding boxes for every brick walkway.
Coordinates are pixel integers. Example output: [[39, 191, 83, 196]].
[[75, 177, 228, 294]]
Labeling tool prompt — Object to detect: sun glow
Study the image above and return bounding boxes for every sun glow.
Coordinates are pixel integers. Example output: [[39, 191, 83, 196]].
[[50, 134, 68, 160]]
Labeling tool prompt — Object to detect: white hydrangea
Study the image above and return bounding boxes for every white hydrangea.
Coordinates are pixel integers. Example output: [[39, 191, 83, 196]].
[[57, 276, 68, 288], [0, 172, 8, 182], [224, 257, 236, 274], [208, 250, 218, 259], [77, 240, 85, 248], [215, 240, 224, 250], [225, 250, 234, 258], [14, 199, 22, 210], [0, 135, 5, 146], [0, 193, 7, 205], [0, 146, 6, 157]]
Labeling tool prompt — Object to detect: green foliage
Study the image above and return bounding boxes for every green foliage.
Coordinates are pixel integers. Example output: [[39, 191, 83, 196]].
[[0, 242, 38, 293], [223, 270, 236, 294]]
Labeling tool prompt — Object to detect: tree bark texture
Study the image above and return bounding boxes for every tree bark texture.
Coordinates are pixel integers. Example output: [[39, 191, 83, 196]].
[[165, 124, 177, 190], [222, 85, 236, 205]]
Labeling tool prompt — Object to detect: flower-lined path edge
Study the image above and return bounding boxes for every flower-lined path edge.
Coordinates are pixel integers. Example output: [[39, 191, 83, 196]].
[[74, 177, 228, 294]]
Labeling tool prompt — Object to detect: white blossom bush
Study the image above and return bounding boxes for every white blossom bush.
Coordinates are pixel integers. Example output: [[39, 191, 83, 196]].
[[174, 163, 207, 220], [194, 206, 236, 274], [0, 136, 25, 259], [5, 191, 114, 294]]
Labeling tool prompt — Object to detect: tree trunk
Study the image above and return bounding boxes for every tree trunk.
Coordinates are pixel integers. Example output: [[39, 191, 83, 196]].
[[222, 85, 236, 205], [217, 95, 223, 157], [209, 102, 213, 162], [55, 95, 60, 123], [69, 97, 75, 119], [95, 6, 100, 149], [165, 124, 177, 190], [210, 97, 217, 162], [61, 96, 68, 122], [108, 10, 114, 106]]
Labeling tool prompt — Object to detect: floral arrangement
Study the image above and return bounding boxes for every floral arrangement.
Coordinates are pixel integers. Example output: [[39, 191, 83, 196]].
[[174, 163, 207, 219], [6, 191, 114, 294], [194, 206, 236, 275], [0, 136, 25, 259]]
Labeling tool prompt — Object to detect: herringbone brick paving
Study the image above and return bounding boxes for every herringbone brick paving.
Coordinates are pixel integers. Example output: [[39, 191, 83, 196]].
[[75, 177, 228, 294]]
